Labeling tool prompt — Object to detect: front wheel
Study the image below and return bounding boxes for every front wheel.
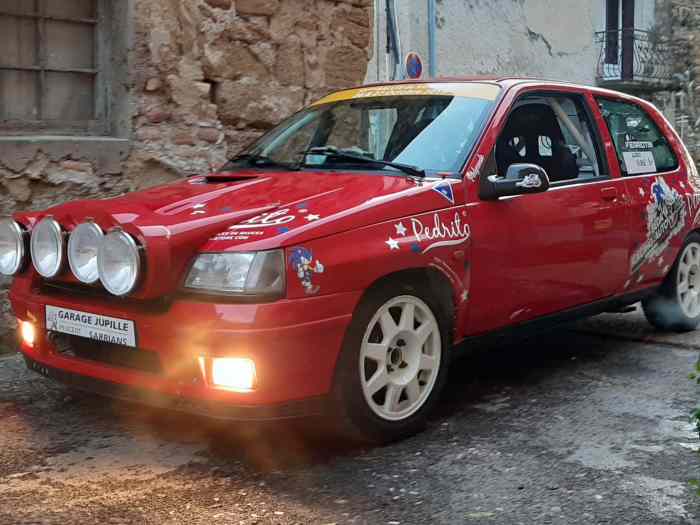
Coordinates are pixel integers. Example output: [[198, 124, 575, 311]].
[[643, 234, 700, 332], [330, 282, 451, 443]]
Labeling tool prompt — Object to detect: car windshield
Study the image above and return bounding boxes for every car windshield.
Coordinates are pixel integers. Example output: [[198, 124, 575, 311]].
[[225, 83, 500, 177]]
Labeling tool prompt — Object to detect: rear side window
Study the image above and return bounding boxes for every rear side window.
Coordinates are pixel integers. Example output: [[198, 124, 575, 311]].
[[597, 98, 678, 175]]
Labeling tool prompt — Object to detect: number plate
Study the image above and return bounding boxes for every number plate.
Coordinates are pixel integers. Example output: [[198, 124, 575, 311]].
[[45, 305, 136, 348]]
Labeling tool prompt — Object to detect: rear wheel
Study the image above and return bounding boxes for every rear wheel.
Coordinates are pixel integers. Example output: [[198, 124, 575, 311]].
[[330, 282, 451, 443], [642, 234, 700, 332]]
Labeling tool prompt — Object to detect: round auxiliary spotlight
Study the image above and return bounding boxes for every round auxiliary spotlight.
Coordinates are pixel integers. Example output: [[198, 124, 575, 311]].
[[30, 217, 64, 278]]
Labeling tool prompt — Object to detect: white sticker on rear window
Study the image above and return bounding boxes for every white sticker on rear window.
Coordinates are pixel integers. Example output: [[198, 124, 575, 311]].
[[623, 151, 657, 175]]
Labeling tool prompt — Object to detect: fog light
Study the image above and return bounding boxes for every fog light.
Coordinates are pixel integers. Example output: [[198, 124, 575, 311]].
[[19, 320, 36, 347], [211, 357, 256, 392]]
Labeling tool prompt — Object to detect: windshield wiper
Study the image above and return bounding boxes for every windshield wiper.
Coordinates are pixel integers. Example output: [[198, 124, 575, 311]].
[[301, 146, 425, 178], [223, 154, 297, 170]]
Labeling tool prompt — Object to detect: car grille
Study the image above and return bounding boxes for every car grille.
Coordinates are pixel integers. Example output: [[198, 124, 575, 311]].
[[51, 334, 163, 375]]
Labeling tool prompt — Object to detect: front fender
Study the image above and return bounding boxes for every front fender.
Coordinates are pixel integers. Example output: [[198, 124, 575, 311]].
[[284, 207, 472, 336]]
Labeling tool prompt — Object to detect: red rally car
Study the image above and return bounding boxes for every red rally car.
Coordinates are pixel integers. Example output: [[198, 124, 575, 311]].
[[4, 78, 700, 442]]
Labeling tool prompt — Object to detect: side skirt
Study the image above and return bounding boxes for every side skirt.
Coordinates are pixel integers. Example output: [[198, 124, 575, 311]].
[[453, 287, 657, 356]]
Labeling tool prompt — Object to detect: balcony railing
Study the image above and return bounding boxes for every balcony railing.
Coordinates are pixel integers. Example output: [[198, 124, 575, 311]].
[[595, 29, 675, 91]]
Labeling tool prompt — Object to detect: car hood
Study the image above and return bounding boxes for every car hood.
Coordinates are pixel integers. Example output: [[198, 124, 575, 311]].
[[17, 169, 460, 298]]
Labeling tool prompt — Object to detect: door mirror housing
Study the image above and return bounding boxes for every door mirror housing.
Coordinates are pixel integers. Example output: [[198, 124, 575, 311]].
[[479, 163, 550, 200]]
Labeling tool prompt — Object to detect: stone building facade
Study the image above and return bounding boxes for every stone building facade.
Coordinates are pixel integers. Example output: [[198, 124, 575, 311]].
[[652, 0, 700, 162], [0, 0, 372, 346]]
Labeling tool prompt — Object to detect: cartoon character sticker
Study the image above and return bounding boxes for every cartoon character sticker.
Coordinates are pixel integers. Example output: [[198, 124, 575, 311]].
[[630, 177, 687, 276], [515, 173, 542, 189], [289, 247, 325, 295]]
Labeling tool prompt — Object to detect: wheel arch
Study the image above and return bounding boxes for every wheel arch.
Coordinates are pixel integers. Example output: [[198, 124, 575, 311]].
[[350, 267, 457, 343]]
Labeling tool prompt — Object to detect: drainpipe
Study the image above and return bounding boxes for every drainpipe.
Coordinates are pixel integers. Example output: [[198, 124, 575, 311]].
[[428, 0, 437, 77], [386, 0, 403, 80]]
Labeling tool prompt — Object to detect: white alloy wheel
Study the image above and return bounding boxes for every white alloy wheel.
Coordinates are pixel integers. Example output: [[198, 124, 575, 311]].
[[359, 295, 442, 422], [677, 241, 700, 318]]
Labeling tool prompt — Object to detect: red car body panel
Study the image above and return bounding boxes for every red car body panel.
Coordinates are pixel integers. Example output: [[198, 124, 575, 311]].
[[9, 78, 700, 418]]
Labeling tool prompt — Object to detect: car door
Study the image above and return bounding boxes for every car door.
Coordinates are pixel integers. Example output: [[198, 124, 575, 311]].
[[595, 97, 687, 291], [465, 90, 631, 334]]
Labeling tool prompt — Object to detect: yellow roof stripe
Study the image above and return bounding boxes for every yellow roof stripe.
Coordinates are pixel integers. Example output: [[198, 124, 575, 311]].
[[312, 82, 501, 106]]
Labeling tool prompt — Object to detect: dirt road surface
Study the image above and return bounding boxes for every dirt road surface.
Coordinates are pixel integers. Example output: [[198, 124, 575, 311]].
[[1, 308, 698, 524]]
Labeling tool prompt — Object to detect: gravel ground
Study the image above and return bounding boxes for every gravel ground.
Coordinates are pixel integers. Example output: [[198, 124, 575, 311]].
[[0, 308, 698, 525]]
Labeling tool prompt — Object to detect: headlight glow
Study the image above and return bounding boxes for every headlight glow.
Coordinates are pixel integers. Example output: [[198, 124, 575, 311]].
[[68, 221, 103, 284], [19, 320, 36, 347], [184, 250, 285, 297], [211, 357, 256, 391], [98, 229, 141, 296], [30, 217, 64, 278], [0, 219, 26, 275]]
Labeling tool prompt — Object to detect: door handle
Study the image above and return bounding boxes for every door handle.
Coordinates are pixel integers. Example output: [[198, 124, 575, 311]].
[[600, 187, 618, 201]]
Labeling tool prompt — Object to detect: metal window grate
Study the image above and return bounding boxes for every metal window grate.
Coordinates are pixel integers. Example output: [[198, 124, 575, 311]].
[[0, 0, 106, 133]]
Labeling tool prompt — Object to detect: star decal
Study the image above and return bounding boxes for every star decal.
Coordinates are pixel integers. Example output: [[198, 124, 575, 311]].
[[395, 222, 407, 236], [305, 214, 320, 222], [385, 237, 400, 250]]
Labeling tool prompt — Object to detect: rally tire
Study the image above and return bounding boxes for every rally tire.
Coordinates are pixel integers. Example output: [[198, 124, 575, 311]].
[[329, 280, 451, 444], [642, 233, 700, 332]]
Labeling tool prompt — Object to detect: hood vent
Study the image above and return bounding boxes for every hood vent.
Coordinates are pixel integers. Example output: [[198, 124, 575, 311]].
[[204, 174, 260, 183]]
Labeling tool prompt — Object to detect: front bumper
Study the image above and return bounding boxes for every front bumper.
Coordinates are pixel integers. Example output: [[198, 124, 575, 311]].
[[22, 354, 328, 420], [11, 280, 362, 417]]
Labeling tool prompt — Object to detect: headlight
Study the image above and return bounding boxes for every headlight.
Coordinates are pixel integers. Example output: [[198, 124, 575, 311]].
[[30, 217, 64, 278], [98, 229, 141, 296], [68, 222, 103, 284], [184, 250, 285, 297], [0, 219, 26, 275]]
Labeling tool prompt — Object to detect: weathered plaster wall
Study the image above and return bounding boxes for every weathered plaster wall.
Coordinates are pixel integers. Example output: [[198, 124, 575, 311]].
[[0, 0, 372, 348], [367, 0, 604, 84]]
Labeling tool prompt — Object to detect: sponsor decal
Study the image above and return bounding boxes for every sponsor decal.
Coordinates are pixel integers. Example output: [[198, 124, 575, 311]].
[[211, 230, 266, 242], [385, 211, 471, 254], [289, 247, 325, 295], [230, 209, 295, 229], [432, 182, 455, 204], [465, 153, 485, 182], [630, 177, 687, 275], [411, 212, 471, 253], [625, 140, 654, 150], [46, 306, 136, 347], [515, 174, 542, 189], [311, 83, 501, 106], [191, 203, 207, 215]]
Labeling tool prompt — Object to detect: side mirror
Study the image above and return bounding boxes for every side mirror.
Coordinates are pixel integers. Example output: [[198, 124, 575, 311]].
[[479, 163, 550, 200]]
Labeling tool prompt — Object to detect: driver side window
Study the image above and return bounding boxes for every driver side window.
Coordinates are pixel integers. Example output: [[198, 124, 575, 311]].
[[495, 94, 605, 184]]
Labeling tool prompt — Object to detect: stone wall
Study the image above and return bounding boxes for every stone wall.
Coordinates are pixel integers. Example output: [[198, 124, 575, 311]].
[[0, 0, 372, 349], [127, 0, 371, 188]]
